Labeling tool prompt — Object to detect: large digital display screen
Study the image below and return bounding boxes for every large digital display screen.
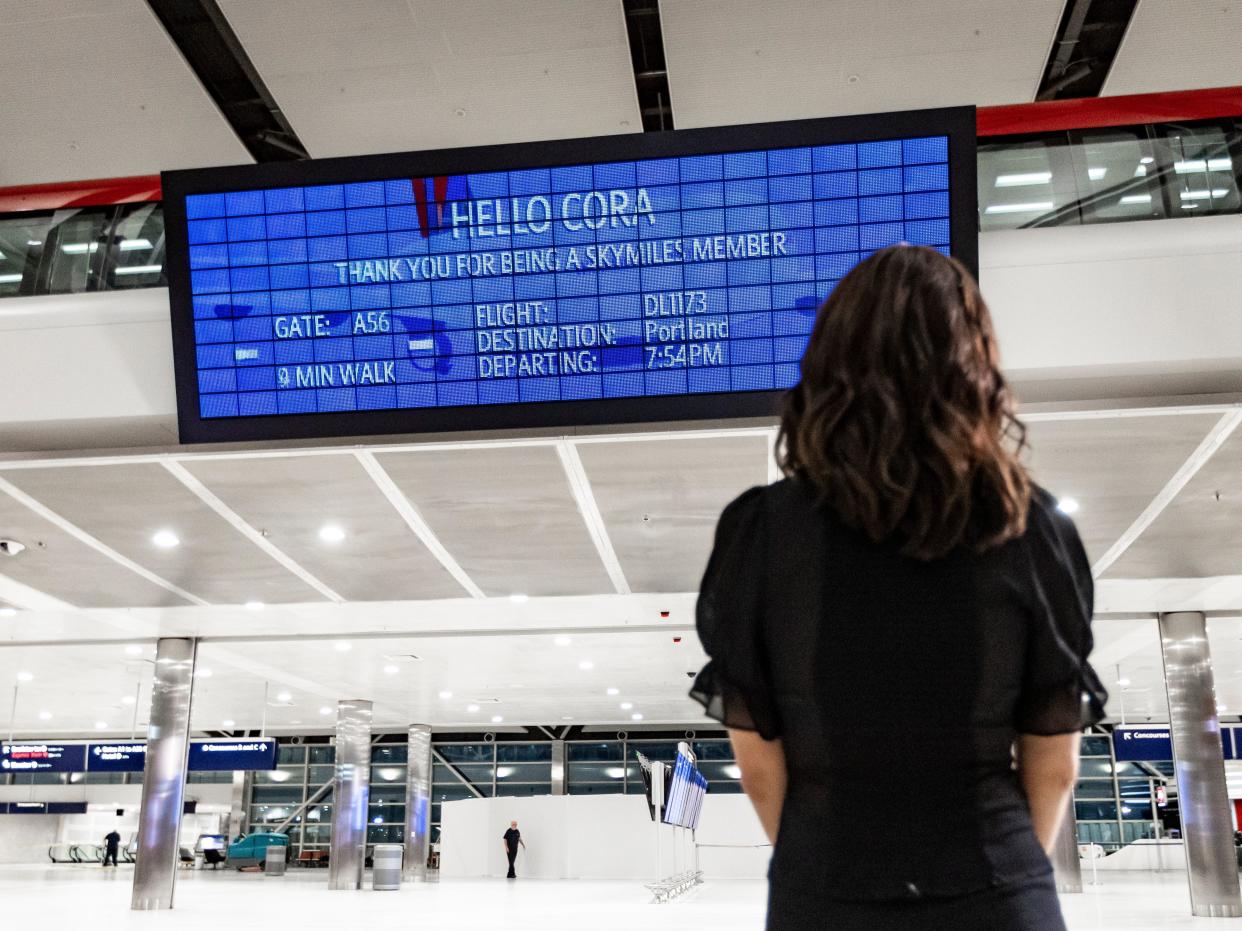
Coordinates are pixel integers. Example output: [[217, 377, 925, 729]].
[[164, 108, 976, 442]]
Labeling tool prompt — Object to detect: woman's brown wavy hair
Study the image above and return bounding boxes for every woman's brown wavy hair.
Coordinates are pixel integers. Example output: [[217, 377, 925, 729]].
[[777, 245, 1030, 560]]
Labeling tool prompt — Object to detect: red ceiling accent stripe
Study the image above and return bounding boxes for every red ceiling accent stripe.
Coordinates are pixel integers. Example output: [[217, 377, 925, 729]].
[[0, 175, 163, 213], [977, 85, 1242, 136], [0, 88, 1239, 210]]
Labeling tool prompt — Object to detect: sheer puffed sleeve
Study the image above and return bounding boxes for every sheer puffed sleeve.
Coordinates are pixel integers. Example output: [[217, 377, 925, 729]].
[[1014, 490, 1109, 735], [689, 486, 782, 740]]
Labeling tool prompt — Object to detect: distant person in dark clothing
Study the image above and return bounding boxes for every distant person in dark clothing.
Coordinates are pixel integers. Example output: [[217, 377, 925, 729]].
[[502, 821, 525, 879], [103, 829, 121, 867]]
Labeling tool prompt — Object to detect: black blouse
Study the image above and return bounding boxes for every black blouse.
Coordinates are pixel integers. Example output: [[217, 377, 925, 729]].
[[691, 478, 1106, 901]]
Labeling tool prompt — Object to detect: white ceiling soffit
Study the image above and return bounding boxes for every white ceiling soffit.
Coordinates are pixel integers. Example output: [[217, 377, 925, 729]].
[[217, 0, 642, 158], [1103, 1, 1242, 96], [0, 0, 251, 186], [659, 0, 1064, 129]]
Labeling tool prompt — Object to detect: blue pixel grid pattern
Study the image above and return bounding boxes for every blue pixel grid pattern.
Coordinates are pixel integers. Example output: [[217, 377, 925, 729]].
[[184, 136, 950, 419]]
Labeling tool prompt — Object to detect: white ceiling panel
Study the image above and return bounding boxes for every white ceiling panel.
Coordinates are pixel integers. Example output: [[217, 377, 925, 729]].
[[0, 0, 250, 185], [1, 464, 325, 605], [661, 0, 1063, 128], [375, 446, 614, 597], [180, 454, 467, 602], [218, 0, 641, 158], [1104, 1, 1242, 96], [577, 434, 767, 592], [1024, 413, 1221, 568]]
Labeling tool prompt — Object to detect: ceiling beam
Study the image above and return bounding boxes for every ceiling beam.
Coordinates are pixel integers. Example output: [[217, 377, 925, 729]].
[[353, 451, 485, 600], [1091, 408, 1242, 577], [556, 440, 630, 595], [161, 460, 343, 603], [0, 475, 208, 606]]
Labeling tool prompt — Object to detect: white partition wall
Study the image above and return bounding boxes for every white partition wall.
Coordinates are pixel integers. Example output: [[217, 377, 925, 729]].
[[440, 792, 768, 880]]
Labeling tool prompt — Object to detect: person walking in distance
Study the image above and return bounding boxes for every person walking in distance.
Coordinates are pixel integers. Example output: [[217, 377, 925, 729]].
[[502, 821, 525, 879], [102, 828, 121, 868]]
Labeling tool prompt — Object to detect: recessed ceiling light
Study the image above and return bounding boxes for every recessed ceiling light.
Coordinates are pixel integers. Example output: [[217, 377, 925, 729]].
[[554, 635, 572, 647], [620, 702, 633, 710], [631, 713, 644, 721], [38, 711, 52, 721], [245, 601, 265, 611], [276, 691, 292, 703], [319, 524, 346, 543], [16, 671, 33, 682], [1118, 677, 1131, 687], [0, 608, 16, 618], [195, 668, 212, 679], [491, 715, 504, 723], [466, 704, 480, 713], [578, 660, 594, 671], [222, 719, 235, 728], [438, 690, 453, 700], [95, 721, 109, 730], [152, 530, 180, 549], [318, 706, 333, 716], [1140, 156, 1154, 164], [383, 665, 400, 675], [124, 644, 144, 655], [562, 716, 573, 721], [121, 695, 136, 705], [509, 594, 529, 604], [1056, 498, 1080, 515], [26, 240, 42, 246], [994, 171, 1052, 187], [333, 641, 352, 652], [984, 201, 1054, 215], [606, 687, 619, 696]]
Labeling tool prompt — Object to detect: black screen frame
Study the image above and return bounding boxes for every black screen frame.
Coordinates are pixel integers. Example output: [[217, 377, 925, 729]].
[[164, 106, 977, 444]]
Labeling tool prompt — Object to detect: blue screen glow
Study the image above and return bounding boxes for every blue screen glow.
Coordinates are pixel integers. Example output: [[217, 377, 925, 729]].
[[183, 137, 951, 419]]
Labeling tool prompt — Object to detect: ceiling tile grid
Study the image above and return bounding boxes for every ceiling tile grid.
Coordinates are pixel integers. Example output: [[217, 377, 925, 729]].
[[0, 0, 251, 185], [660, 0, 1063, 128], [0, 463, 324, 604], [180, 454, 466, 602], [1104, 1, 1242, 96], [218, 0, 641, 158], [375, 445, 615, 597]]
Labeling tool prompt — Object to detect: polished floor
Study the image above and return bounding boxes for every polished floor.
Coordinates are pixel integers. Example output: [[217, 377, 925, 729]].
[[0, 865, 1209, 929]]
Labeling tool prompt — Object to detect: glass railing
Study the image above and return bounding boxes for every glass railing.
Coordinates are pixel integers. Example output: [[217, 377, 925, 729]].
[[1, 117, 1239, 301]]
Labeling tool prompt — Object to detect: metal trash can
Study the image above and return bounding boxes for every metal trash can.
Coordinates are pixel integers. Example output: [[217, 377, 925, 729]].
[[372, 843, 403, 891], [264, 844, 287, 876]]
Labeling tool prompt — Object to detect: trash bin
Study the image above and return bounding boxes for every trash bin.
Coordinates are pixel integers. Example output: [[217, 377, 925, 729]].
[[372, 844, 403, 891], [264, 844, 287, 877]]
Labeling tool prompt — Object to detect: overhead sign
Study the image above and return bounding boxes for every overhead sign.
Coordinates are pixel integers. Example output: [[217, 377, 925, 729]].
[[0, 742, 87, 773], [163, 107, 977, 442], [1113, 728, 1173, 762], [88, 742, 148, 773], [187, 739, 278, 772]]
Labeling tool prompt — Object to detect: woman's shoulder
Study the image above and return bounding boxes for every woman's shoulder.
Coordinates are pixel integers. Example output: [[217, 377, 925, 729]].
[[718, 477, 819, 523]]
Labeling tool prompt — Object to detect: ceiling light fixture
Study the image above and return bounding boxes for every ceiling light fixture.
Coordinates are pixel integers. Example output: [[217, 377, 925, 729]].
[[631, 713, 643, 721], [1118, 678, 1131, 687], [38, 711, 52, 721], [1087, 166, 1107, 181], [1119, 193, 1152, 204], [491, 715, 504, 723], [0, 607, 17, 618], [0, 274, 22, 284], [333, 641, 352, 652], [195, 668, 212, 679], [438, 690, 453, 700], [620, 702, 633, 710], [151, 530, 180, 549], [509, 593, 529, 604], [1140, 156, 1154, 164], [383, 664, 400, 675], [245, 601, 265, 611], [124, 644, 144, 655], [121, 695, 136, 705], [578, 660, 594, 671], [222, 719, 235, 728], [95, 721, 109, 730], [1056, 498, 1080, 515], [318, 706, 333, 716], [984, 201, 1054, 215], [466, 704, 480, 713], [114, 264, 162, 276], [16, 671, 33, 682], [606, 687, 619, 696], [276, 691, 292, 703], [554, 635, 572, 647], [26, 240, 42, 246], [994, 171, 1052, 187], [319, 524, 346, 543]]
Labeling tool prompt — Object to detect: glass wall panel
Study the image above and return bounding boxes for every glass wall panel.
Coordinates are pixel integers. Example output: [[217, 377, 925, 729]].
[[1068, 129, 1163, 223], [1163, 124, 1241, 216], [497, 743, 552, 763], [371, 745, 408, 765]]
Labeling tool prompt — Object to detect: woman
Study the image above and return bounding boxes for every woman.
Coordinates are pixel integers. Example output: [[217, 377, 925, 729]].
[[691, 245, 1105, 930]]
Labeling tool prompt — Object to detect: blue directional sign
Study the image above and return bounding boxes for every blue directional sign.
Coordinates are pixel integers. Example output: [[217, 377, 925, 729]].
[[1113, 727, 1173, 761], [187, 739, 278, 772], [87, 741, 147, 773], [0, 742, 87, 774]]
